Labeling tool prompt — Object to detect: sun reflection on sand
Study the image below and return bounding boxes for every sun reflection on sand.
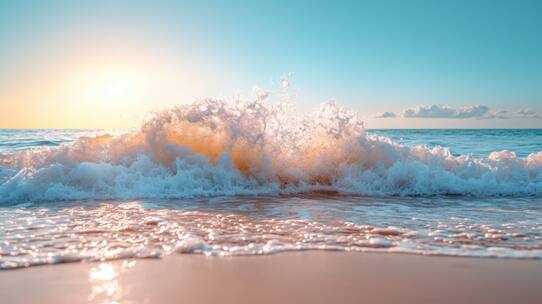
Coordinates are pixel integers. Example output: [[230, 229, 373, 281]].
[[88, 260, 137, 304]]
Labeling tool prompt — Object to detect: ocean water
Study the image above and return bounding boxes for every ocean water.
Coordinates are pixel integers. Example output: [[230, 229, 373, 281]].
[[370, 129, 542, 158], [1, 100, 541, 269]]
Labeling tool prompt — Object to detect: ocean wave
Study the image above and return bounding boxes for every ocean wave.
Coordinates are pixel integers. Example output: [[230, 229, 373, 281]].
[[1, 98, 541, 204]]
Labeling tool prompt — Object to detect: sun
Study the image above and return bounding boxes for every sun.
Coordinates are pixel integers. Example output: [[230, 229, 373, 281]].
[[58, 65, 152, 127], [104, 80, 130, 100], [82, 67, 144, 105]]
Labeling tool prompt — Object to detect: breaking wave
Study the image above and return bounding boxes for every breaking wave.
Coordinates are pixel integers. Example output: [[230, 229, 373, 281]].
[[1, 96, 542, 204]]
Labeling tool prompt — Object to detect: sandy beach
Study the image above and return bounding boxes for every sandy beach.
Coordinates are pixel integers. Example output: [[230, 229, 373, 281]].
[[1, 252, 541, 304]]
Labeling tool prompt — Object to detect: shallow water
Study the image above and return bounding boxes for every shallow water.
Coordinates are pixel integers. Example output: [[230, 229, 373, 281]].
[[1, 102, 542, 268], [1, 195, 541, 269]]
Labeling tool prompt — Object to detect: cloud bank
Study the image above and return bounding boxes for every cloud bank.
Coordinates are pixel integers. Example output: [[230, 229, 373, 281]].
[[374, 105, 542, 120]]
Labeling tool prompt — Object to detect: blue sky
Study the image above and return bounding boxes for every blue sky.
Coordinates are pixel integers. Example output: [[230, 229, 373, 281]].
[[1, 0, 541, 128]]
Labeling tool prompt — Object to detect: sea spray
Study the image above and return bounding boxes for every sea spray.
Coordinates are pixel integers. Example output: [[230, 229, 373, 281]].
[[1, 96, 542, 204]]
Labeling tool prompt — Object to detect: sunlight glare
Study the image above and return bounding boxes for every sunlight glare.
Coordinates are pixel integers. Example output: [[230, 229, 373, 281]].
[[76, 66, 147, 107]]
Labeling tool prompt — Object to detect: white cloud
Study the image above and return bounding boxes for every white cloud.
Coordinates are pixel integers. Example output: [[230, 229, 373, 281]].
[[374, 105, 542, 120], [517, 109, 542, 119], [480, 110, 510, 120], [401, 105, 489, 118], [374, 111, 397, 118]]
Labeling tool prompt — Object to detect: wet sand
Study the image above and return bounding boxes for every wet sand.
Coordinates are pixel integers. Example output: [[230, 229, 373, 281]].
[[1, 251, 542, 304]]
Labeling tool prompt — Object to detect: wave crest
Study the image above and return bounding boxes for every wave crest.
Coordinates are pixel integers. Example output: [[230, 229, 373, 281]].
[[1, 98, 541, 203]]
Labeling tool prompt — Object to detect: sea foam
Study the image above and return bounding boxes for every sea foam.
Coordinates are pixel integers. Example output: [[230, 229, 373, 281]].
[[1, 97, 541, 204]]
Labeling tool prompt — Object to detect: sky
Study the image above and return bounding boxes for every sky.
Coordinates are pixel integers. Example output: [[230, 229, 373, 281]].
[[0, 0, 541, 129]]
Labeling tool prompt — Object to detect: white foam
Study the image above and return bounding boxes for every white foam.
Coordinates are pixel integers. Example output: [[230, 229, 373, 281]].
[[2, 202, 541, 269]]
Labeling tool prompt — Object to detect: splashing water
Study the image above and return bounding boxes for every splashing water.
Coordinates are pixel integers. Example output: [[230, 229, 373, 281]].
[[1, 97, 541, 204]]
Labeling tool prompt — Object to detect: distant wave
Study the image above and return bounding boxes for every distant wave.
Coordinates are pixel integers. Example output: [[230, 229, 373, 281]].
[[0, 140, 62, 149], [1, 98, 541, 204]]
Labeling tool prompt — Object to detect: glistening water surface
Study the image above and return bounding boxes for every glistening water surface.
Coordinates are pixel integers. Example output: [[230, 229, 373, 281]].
[[2, 195, 541, 269]]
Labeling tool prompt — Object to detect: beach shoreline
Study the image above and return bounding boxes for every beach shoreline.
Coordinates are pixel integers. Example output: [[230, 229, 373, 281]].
[[1, 251, 541, 304]]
